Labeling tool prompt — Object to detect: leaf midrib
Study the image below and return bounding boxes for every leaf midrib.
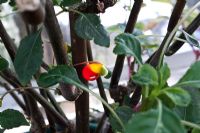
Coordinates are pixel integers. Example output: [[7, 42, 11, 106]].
[[21, 32, 41, 79], [175, 80, 200, 87], [154, 100, 163, 133]]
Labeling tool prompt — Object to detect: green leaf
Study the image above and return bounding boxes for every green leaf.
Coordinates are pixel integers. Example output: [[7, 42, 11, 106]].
[[125, 101, 186, 133], [0, 109, 29, 129], [8, 0, 15, 7], [132, 64, 158, 87], [113, 33, 142, 65], [14, 30, 43, 85], [53, 0, 62, 5], [0, 0, 7, 4], [123, 95, 132, 107], [192, 128, 200, 133], [0, 56, 8, 71], [0, 129, 5, 133], [157, 93, 175, 108], [159, 63, 170, 88], [176, 61, 200, 88], [61, 0, 81, 6], [182, 30, 200, 48], [175, 87, 200, 125], [104, 69, 112, 79], [159, 87, 191, 107], [109, 106, 133, 132], [75, 13, 110, 47], [38, 65, 84, 88]]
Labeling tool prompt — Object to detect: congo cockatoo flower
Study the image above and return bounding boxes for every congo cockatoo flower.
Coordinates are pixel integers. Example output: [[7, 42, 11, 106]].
[[82, 62, 109, 81]]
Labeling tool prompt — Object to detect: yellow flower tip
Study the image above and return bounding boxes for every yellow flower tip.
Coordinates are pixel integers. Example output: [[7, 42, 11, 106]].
[[89, 63, 103, 74], [82, 62, 110, 81]]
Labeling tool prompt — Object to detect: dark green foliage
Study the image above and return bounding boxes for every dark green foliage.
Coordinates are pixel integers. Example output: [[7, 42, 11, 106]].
[[0, 56, 8, 71], [38, 65, 85, 88], [0, 109, 29, 130], [113, 33, 142, 65], [14, 30, 43, 85], [109, 106, 133, 132], [125, 102, 186, 133], [132, 64, 158, 86], [75, 13, 110, 47], [177, 61, 200, 88]]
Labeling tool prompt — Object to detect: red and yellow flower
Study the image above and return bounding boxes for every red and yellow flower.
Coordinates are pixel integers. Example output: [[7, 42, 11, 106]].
[[82, 62, 109, 81]]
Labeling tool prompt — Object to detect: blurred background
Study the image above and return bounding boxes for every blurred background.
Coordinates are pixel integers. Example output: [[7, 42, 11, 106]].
[[0, 0, 200, 132]]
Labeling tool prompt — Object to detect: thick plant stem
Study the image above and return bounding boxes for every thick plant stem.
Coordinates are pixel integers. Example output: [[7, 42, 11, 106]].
[[1, 70, 31, 117], [95, 113, 107, 133], [0, 69, 72, 131], [149, 0, 186, 68], [0, 20, 36, 118], [0, 17, 61, 133], [0, 82, 26, 111], [149, 32, 171, 67], [167, 0, 186, 33], [153, 1, 200, 68], [0, 70, 31, 116], [131, 0, 186, 107], [1, 20, 47, 132], [74, 82, 125, 131], [26, 94, 46, 133], [40, 89, 56, 132], [46, 90, 66, 117], [86, 41, 109, 116], [130, 85, 142, 107], [27, 89, 72, 131], [0, 20, 17, 62], [41, 62, 50, 71], [44, 0, 81, 101], [69, 12, 89, 133], [44, 0, 68, 65], [109, 0, 143, 101], [46, 90, 73, 131], [165, 13, 200, 56], [35, 70, 56, 132], [0, 69, 21, 87]]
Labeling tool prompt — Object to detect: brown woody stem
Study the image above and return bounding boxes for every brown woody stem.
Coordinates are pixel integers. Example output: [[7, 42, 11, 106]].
[[26, 94, 46, 133], [149, 0, 186, 68], [95, 113, 107, 133], [165, 13, 200, 56], [0, 82, 26, 111], [109, 0, 143, 101], [0, 20, 17, 62], [27, 89, 72, 130], [86, 41, 109, 116], [39, 88, 56, 132], [130, 0, 187, 107], [69, 12, 89, 133], [46, 90, 66, 117], [44, 0, 81, 101], [0, 69, 72, 130], [44, 0, 68, 65]]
